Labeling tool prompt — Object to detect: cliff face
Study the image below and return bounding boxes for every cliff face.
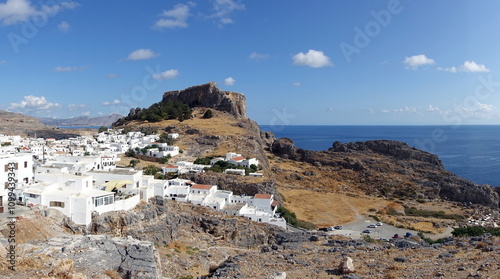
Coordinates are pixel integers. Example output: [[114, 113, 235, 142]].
[[162, 82, 246, 118], [270, 138, 500, 209]]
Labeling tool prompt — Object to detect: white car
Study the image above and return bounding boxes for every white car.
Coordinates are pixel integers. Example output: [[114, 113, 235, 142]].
[[376, 222, 383, 226]]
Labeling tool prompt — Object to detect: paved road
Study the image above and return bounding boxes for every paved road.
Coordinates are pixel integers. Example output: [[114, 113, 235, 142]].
[[328, 219, 420, 240]]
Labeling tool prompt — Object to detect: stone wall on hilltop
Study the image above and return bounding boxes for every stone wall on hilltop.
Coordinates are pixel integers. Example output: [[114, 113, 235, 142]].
[[162, 82, 246, 118]]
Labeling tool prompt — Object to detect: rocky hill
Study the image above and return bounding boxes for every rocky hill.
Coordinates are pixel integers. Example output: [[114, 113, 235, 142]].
[[270, 138, 500, 209], [39, 113, 123, 127], [162, 82, 246, 118], [0, 110, 83, 139]]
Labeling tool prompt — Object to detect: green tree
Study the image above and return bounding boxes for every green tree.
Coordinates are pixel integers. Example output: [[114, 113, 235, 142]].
[[202, 109, 213, 119], [129, 159, 140, 168], [125, 149, 136, 157], [160, 154, 171, 164], [143, 165, 161, 176], [98, 126, 108, 133]]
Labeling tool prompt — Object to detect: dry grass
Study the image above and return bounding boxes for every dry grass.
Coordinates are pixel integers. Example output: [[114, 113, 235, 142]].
[[279, 188, 392, 226], [127, 108, 247, 138]]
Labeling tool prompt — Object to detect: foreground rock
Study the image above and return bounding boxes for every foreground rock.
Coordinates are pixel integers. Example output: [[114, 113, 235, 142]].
[[1, 235, 159, 278], [338, 256, 355, 274]]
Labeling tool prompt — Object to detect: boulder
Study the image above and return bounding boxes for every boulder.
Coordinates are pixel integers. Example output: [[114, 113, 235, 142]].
[[338, 256, 355, 274]]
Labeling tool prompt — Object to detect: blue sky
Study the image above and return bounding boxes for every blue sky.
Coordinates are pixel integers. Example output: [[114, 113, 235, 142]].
[[1, 0, 500, 125]]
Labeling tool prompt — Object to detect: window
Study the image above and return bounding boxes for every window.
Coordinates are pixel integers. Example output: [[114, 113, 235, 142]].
[[4, 182, 8, 189], [24, 161, 28, 168], [95, 198, 103, 207], [103, 196, 114, 205], [28, 193, 38, 198], [50, 201, 65, 208], [95, 196, 114, 207]]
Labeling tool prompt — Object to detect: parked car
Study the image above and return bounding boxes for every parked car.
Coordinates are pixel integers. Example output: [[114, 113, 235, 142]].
[[376, 222, 383, 226], [367, 224, 377, 228], [318, 227, 329, 232], [379, 238, 389, 242], [334, 225, 343, 230], [362, 229, 372, 233]]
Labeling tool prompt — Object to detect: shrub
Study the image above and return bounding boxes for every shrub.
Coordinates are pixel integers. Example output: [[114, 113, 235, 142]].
[[404, 206, 464, 220], [202, 109, 213, 119], [277, 206, 317, 230], [452, 226, 500, 237], [143, 165, 161, 176]]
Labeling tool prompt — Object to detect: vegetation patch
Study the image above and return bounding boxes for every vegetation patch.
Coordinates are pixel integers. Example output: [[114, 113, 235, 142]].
[[277, 206, 317, 230], [404, 206, 464, 220], [114, 100, 192, 125], [451, 226, 500, 237]]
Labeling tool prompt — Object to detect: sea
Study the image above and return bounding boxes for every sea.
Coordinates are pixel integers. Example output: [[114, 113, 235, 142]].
[[58, 126, 102, 129], [259, 125, 500, 187]]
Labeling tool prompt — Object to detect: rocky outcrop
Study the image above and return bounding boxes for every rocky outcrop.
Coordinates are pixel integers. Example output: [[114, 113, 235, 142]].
[[330, 140, 444, 167], [162, 82, 246, 118], [91, 198, 282, 248], [12, 235, 160, 278], [271, 138, 500, 209]]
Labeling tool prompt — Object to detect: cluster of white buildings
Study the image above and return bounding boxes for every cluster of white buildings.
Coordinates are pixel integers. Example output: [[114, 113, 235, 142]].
[[162, 152, 263, 177], [0, 132, 284, 229]]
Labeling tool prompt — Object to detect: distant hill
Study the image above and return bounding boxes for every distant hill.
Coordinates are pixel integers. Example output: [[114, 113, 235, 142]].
[[0, 110, 82, 139], [39, 113, 123, 127]]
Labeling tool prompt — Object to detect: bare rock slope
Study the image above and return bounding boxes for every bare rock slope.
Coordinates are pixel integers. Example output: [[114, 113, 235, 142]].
[[162, 81, 246, 118]]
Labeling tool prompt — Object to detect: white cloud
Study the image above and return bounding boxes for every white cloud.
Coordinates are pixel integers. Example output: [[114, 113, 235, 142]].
[[9, 95, 61, 112], [249, 52, 270, 60], [293, 82, 301, 87], [60, 2, 79, 10], [0, 0, 36, 25], [210, 0, 245, 26], [102, 100, 121, 106], [461, 61, 490, 73], [403, 54, 435, 69], [58, 21, 70, 32], [438, 61, 490, 73], [437, 66, 458, 73], [153, 69, 179, 80], [67, 104, 87, 111], [54, 66, 87, 72], [0, 0, 79, 25], [126, 49, 159, 61], [154, 3, 192, 29], [426, 105, 440, 112], [292, 49, 333, 68], [81, 111, 90, 116], [223, 77, 236, 86], [458, 101, 500, 119]]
